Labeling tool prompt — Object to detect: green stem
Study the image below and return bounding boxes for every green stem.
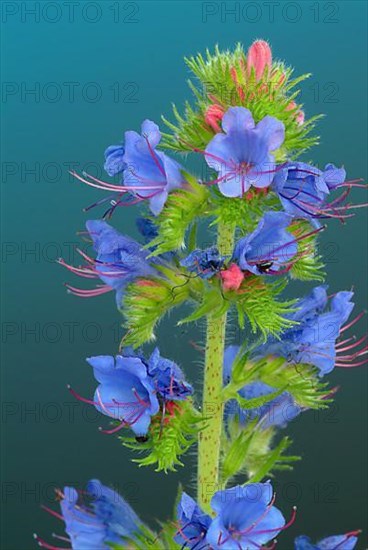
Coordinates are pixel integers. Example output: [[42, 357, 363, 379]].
[[197, 222, 235, 512]]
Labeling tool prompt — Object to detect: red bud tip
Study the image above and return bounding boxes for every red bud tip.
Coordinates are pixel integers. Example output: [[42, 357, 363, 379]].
[[205, 104, 225, 133], [247, 40, 272, 80]]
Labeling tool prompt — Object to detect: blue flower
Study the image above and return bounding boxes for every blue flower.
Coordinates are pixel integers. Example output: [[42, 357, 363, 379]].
[[86, 480, 142, 540], [180, 246, 225, 279], [253, 286, 356, 376], [289, 285, 328, 323], [70, 348, 193, 436], [104, 144, 126, 177], [86, 353, 160, 436], [205, 107, 285, 197], [122, 120, 185, 215], [295, 532, 359, 550], [174, 492, 212, 549], [272, 162, 346, 226], [59, 220, 158, 306], [233, 211, 298, 275], [35, 479, 142, 550], [224, 346, 301, 429], [206, 483, 288, 550], [147, 348, 193, 401], [87, 219, 157, 306], [175, 483, 289, 550], [136, 217, 158, 241]]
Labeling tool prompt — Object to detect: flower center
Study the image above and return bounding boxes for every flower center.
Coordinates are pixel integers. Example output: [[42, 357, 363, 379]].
[[237, 161, 252, 175]]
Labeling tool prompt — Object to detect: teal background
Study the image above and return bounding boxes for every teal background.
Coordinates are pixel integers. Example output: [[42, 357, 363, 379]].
[[1, 1, 367, 548]]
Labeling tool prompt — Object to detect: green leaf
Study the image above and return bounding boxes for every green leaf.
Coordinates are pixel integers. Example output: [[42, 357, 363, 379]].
[[229, 387, 286, 410], [221, 419, 300, 483], [247, 435, 300, 483], [121, 267, 203, 348], [146, 174, 210, 257], [221, 429, 256, 483], [211, 188, 281, 234], [290, 220, 326, 282], [235, 278, 297, 338], [178, 287, 229, 325], [187, 220, 198, 251], [110, 524, 165, 550], [120, 400, 204, 472], [230, 352, 331, 410]]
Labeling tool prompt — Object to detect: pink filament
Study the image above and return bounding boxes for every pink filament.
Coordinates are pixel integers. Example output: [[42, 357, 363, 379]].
[[33, 534, 70, 550]]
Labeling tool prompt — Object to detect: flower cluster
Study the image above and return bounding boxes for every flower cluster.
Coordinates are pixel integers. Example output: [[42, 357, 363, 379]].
[[39, 39, 366, 550]]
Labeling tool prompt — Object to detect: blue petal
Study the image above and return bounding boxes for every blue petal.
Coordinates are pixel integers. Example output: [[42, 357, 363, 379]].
[[221, 107, 255, 133], [330, 291, 354, 325], [87, 479, 141, 538], [149, 189, 168, 215], [318, 535, 358, 550], [141, 119, 162, 149], [323, 164, 346, 190], [104, 144, 126, 177], [223, 345, 241, 383], [255, 115, 285, 150]]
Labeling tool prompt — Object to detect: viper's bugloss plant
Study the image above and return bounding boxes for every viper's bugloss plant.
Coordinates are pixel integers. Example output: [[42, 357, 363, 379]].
[[37, 40, 367, 549]]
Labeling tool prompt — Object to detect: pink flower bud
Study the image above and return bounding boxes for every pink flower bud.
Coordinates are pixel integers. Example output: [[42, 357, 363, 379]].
[[296, 110, 305, 125], [247, 40, 272, 81], [219, 264, 245, 291], [286, 101, 305, 126], [205, 104, 225, 133]]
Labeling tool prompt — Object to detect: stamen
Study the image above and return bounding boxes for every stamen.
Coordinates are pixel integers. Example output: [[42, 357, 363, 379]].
[[83, 193, 119, 212], [51, 535, 71, 543], [71, 170, 162, 192], [132, 387, 150, 407], [336, 335, 367, 352], [336, 358, 368, 368], [332, 530, 362, 549], [57, 259, 98, 279], [337, 344, 368, 361], [241, 494, 276, 535], [41, 505, 63, 521], [67, 385, 98, 406], [64, 284, 112, 297], [335, 336, 357, 348], [99, 419, 127, 435], [340, 311, 366, 333], [251, 506, 297, 536], [33, 534, 70, 550], [143, 133, 166, 177], [178, 138, 233, 169]]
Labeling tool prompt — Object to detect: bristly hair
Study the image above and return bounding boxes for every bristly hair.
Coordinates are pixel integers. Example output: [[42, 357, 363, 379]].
[[161, 43, 321, 158]]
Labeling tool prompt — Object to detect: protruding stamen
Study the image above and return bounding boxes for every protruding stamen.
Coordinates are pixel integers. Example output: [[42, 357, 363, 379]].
[[64, 284, 112, 297], [33, 534, 70, 550], [41, 505, 63, 521], [67, 385, 97, 406], [340, 311, 366, 333]]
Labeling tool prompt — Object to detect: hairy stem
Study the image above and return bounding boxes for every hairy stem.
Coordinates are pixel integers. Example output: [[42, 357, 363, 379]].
[[197, 222, 235, 511]]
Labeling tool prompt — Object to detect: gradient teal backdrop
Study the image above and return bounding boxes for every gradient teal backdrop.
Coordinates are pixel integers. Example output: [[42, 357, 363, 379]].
[[1, 1, 367, 548]]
